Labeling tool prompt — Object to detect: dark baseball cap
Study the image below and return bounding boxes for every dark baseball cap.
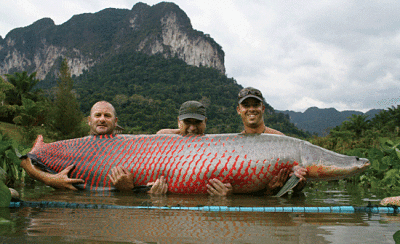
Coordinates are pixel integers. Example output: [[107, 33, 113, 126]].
[[238, 87, 264, 104], [178, 101, 206, 121]]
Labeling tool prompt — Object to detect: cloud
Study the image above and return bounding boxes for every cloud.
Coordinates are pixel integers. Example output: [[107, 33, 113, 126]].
[[221, 1, 400, 112], [0, 0, 399, 112]]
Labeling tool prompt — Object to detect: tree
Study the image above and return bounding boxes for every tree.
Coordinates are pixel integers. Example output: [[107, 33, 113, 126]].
[[0, 76, 13, 102], [52, 58, 85, 139], [4, 71, 40, 105], [13, 97, 49, 143], [371, 105, 400, 136], [342, 114, 370, 138], [0, 76, 18, 122]]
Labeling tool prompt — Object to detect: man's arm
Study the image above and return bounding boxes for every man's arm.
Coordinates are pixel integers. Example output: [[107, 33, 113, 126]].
[[206, 179, 233, 196], [108, 166, 134, 190], [146, 176, 168, 194], [156, 129, 180, 134], [291, 166, 307, 192], [21, 158, 84, 190], [263, 167, 307, 196], [108, 166, 168, 194], [263, 168, 291, 195]]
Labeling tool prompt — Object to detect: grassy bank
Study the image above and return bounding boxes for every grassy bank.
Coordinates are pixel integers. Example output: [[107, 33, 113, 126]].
[[0, 122, 23, 143]]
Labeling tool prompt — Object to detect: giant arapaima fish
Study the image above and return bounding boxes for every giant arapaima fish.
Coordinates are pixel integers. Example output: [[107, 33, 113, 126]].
[[27, 134, 370, 193]]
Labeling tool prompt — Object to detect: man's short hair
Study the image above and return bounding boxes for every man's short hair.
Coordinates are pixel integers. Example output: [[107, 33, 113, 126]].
[[238, 87, 264, 104], [178, 101, 206, 121], [90, 101, 117, 117]]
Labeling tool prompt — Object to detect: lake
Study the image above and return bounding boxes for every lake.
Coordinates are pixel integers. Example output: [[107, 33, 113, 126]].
[[1, 181, 400, 243]]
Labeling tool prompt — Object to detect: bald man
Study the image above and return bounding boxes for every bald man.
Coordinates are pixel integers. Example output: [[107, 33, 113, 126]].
[[21, 101, 166, 194]]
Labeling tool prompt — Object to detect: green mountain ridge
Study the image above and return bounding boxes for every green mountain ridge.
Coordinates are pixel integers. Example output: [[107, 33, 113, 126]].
[[277, 107, 383, 136]]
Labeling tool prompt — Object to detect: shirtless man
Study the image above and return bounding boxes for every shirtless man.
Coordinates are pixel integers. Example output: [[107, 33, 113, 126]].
[[237, 87, 307, 194], [157, 100, 207, 136], [21, 101, 166, 194]]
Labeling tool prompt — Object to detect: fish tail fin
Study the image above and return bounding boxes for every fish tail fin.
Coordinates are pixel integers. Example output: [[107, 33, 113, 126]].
[[26, 135, 56, 174], [29, 135, 45, 154]]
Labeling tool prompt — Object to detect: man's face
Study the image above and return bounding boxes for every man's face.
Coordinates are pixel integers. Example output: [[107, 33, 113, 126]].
[[237, 98, 265, 128], [88, 102, 118, 135], [178, 118, 207, 135]]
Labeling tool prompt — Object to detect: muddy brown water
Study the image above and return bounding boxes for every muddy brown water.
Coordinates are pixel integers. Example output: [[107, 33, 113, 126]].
[[1, 182, 400, 244]]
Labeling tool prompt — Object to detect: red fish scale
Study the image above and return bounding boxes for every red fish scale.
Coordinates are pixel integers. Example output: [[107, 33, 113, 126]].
[[28, 134, 298, 192]]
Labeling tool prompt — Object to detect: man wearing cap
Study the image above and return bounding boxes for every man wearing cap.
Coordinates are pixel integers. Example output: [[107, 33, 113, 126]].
[[113, 101, 232, 196], [157, 101, 207, 135], [237, 87, 284, 135], [156, 101, 232, 196], [236, 87, 307, 195]]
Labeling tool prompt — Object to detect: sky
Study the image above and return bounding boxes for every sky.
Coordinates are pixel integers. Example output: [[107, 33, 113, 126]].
[[1, 0, 399, 112]]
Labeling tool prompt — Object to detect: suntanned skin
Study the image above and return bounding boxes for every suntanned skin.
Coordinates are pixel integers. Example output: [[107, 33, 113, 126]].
[[178, 118, 207, 135], [157, 118, 207, 136], [237, 98, 284, 135], [88, 101, 118, 135], [21, 101, 167, 194], [237, 97, 307, 191], [21, 159, 85, 190], [108, 166, 167, 194]]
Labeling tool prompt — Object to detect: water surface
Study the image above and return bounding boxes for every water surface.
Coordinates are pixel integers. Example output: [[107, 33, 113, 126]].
[[1, 182, 399, 244]]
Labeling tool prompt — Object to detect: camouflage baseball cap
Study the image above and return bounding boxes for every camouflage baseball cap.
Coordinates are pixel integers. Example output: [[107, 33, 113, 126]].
[[178, 101, 206, 121], [237, 87, 264, 104]]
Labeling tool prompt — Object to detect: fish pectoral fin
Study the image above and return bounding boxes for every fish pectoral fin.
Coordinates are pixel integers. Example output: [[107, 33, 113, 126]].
[[14, 148, 28, 159], [275, 175, 300, 197]]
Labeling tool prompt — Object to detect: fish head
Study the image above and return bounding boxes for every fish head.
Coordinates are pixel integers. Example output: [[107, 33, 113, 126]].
[[301, 141, 370, 180]]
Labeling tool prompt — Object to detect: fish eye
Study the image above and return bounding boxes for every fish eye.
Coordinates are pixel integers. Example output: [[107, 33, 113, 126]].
[[355, 157, 360, 161]]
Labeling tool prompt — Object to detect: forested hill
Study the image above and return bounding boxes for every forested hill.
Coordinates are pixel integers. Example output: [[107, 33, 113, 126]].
[[73, 51, 309, 137], [278, 107, 383, 136]]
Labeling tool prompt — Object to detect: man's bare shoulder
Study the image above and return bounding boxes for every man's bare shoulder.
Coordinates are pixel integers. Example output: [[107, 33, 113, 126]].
[[264, 127, 285, 135], [156, 129, 180, 135]]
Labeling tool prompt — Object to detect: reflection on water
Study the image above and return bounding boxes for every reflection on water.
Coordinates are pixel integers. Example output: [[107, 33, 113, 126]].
[[1, 182, 400, 244]]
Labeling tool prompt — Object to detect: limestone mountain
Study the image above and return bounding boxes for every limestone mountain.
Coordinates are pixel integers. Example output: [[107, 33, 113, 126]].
[[0, 2, 225, 80]]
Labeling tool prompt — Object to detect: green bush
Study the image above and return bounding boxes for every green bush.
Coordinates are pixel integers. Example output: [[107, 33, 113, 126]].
[[346, 138, 400, 195], [0, 133, 30, 187]]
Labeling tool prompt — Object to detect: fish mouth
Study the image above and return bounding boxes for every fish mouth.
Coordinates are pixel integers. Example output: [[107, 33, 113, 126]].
[[361, 161, 370, 169], [357, 158, 370, 168]]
